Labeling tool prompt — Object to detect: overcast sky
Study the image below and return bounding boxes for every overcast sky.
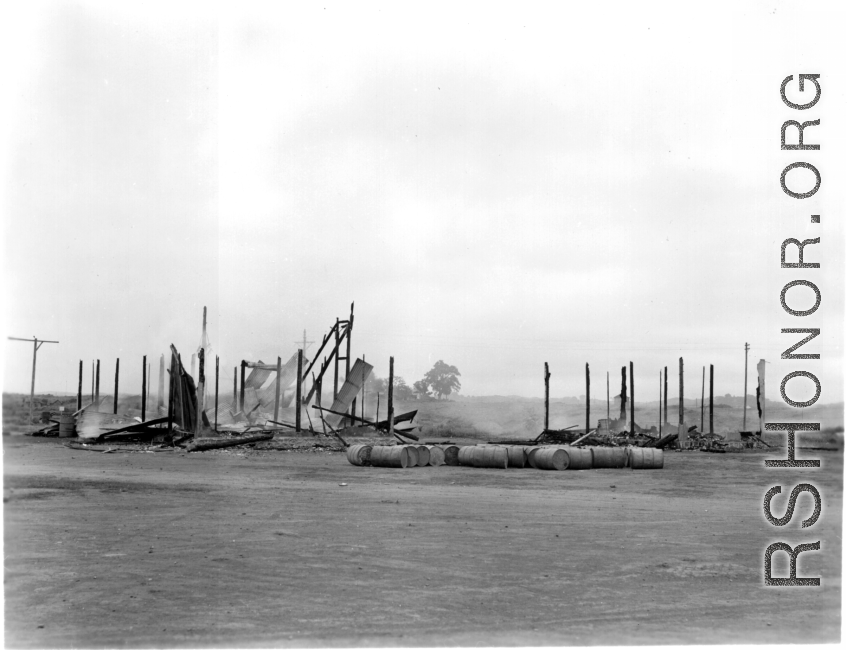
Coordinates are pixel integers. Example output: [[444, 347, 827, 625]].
[[2, 1, 844, 406]]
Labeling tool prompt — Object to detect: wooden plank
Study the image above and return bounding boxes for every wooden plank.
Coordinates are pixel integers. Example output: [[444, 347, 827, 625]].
[[186, 432, 274, 452]]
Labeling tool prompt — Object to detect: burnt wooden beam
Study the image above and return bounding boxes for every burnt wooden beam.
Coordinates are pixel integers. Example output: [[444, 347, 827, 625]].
[[77, 360, 83, 411], [388, 356, 395, 436], [215, 355, 220, 432], [273, 356, 282, 422], [586, 363, 590, 437], [240, 361, 246, 413], [629, 361, 634, 433], [113, 358, 120, 414], [544, 362, 550, 431], [296, 349, 303, 432], [95, 359, 100, 408], [141, 355, 147, 421], [709, 364, 714, 434]]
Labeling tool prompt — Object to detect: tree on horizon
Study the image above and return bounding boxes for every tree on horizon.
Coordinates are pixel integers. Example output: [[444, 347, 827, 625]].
[[422, 360, 461, 399]]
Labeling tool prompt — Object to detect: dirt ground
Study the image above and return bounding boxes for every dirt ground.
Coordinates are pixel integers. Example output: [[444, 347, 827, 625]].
[[3, 436, 842, 647]]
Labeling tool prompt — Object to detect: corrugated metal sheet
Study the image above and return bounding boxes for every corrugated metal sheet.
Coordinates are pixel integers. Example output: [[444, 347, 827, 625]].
[[324, 359, 373, 428], [245, 364, 272, 390]]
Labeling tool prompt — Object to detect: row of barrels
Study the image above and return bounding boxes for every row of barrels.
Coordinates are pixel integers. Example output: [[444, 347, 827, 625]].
[[347, 444, 663, 470]]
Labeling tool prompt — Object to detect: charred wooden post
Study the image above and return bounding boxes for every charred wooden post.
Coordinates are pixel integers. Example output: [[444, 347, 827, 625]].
[[239, 361, 246, 413], [743, 342, 750, 431], [95, 359, 101, 409], [700, 366, 705, 433], [158, 355, 165, 412], [77, 360, 83, 411], [658, 370, 662, 436], [214, 355, 219, 431], [141, 355, 147, 421], [167, 353, 175, 435], [347, 303, 355, 420], [709, 364, 714, 434], [113, 358, 120, 414], [387, 356, 395, 436], [273, 356, 282, 422], [585, 363, 590, 437], [678, 357, 684, 431], [296, 349, 303, 432], [91, 360, 95, 403], [629, 361, 634, 433], [619, 366, 627, 421], [606, 371, 610, 422], [195, 348, 205, 435], [232, 366, 237, 411], [333, 318, 341, 399], [544, 362, 550, 431], [663, 366, 668, 426]]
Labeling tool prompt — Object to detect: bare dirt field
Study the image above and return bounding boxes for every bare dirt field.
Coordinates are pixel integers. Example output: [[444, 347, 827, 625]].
[[4, 436, 842, 647]]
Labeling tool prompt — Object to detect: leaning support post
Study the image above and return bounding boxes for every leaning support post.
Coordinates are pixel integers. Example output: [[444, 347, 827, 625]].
[[214, 355, 219, 431], [629, 361, 634, 433], [585, 363, 590, 437], [544, 362, 550, 432], [296, 349, 303, 432], [273, 356, 282, 423], [141, 355, 147, 421], [113, 358, 120, 414], [709, 364, 714, 434], [387, 356, 395, 436], [77, 360, 83, 411]]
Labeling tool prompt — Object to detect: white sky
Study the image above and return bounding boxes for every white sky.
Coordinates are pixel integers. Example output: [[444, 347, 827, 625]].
[[2, 1, 845, 406]]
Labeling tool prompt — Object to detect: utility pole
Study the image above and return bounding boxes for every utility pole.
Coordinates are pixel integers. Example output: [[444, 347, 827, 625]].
[[7, 336, 59, 425], [295, 330, 315, 355], [743, 342, 750, 431]]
